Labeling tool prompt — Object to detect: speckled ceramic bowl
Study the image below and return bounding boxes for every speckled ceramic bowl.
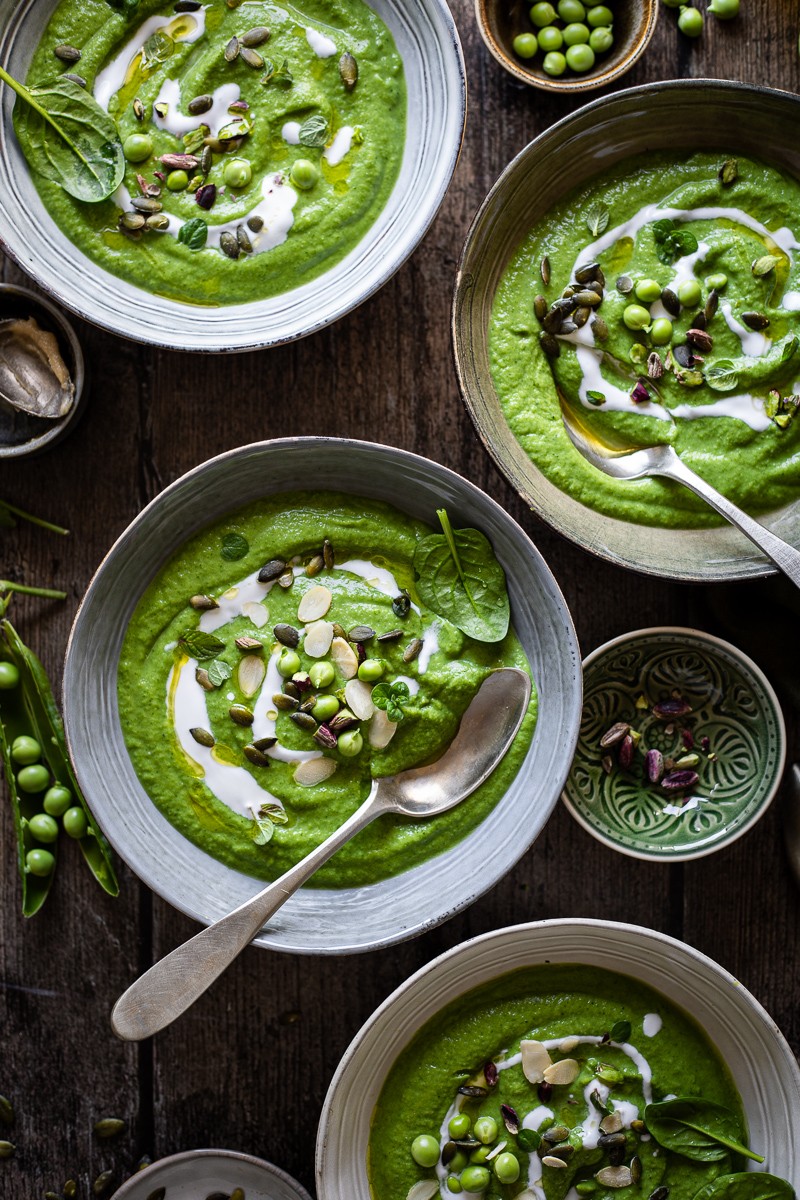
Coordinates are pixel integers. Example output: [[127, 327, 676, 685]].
[[562, 626, 786, 862], [111, 1149, 312, 1200], [453, 80, 800, 582], [475, 0, 656, 94], [63, 438, 581, 955], [316, 919, 800, 1199], [0, 0, 465, 352]]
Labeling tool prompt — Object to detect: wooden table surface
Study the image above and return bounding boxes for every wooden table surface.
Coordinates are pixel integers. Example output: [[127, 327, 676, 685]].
[[2, 1, 799, 1196]]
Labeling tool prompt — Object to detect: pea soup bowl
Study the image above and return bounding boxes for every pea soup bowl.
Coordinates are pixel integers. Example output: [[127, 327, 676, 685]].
[[0, 0, 466, 351], [62, 437, 582, 955], [316, 918, 800, 1198]]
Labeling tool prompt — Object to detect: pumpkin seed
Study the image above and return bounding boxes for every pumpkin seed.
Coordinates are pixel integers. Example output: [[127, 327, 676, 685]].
[[597, 1132, 626, 1150], [542, 1125, 570, 1144], [258, 558, 286, 582], [54, 43, 81, 62], [120, 212, 146, 231], [131, 197, 162, 213], [146, 213, 169, 231], [742, 311, 770, 330], [220, 231, 239, 259], [540, 332, 560, 358], [133, 96, 145, 121], [273, 692, 299, 712], [248, 214, 264, 232], [392, 591, 411, 619], [718, 157, 738, 186], [241, 26, 271, 46], [283, 681, 301, 700], [543, 308, 564, 334], [615, 275, 633, 294], [573, 306, 592, 328], [630, 1156, 642, 1184], [322, 537, 335, 569], [290, 711, 317, 733], [240, 46, 264, 68], [661, 287, 680, 316], [592, 316, 609, 341], [752, 254, 780, 277], [243, 743, 271, 767], [377, 629, 403, 642], [190, 727, 215, 748], [63, 72, 87, 86], [225, 35, 240, 60], [540, 256, 551, 286], [574, 289, 603, 307], [575, 261, 601, 285], [596, 1167, 633, 1189], [253, 737, 277, 752], [348, 624, 375, 643], [534, 295, 548, 322], [599, 1111, 623, 1135], [188, 93, 213, 115], [196, 667, 215, 691], [190, 594, 219, 611], [237, 224, 252, 254], [200, 144, 213, 175], [274, 623, 300, 648], [339, 51, 358, 90], [542, 1156, 568, 1170], [0, 1096, 12, 1126], [403, 637, 423, 664], [229, 704, 254, 726], [305, 553, 324, 577]]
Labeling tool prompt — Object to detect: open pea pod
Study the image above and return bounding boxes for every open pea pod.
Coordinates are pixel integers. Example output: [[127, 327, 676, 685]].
[[0, 655, 57, 915], [1, 620, 119, 897]]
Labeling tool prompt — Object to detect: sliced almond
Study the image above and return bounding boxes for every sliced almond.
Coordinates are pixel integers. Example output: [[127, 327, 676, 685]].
[[297, 584, 332, 622], [543, 1058, 579, 1086], [406, 1183, 439, 1200], [369, 708, 398, 749], [542, 1157, 568, 1170], [330, 636, 358, 679], [520, 1039, 552, 1084], [344, 678, 374, 720], [237, 654, 266, 698], [303, 619, 334, 658], [293, 757, 337, 787], [559, 1036, 580, 1053], [596, 1167, 633, 1189], [242, 600, 269, 628]]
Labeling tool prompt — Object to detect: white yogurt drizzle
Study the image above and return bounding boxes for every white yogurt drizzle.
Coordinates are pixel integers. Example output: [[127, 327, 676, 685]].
[[720, 301, 771, 357], [324, 126, 354, 167], [642, 1013, 662, 1037], [416, 624, 439, 674], [305, 26, 337, 57], [151, 77, 240, 139], [282, 120, 302, 145], [93, 12, 207, 111]]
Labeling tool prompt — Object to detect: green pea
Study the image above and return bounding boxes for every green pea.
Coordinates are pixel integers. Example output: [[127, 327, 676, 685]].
[[460, 1167, 491, 1194], [576, 1183, 599, 1195], [43, 785, 72, 816], [537, 25, 563, 51], [565, 42, 595, 70], [338, 730, 363, 758], [529, 1, 557, 24], [512, 32, 538, 58], [586, 4, 614, 24], [634, 277, 661, 303], [26, 848, 55, 877], [28, 813, 59, 843], [677, 6, 703, 36], [708, 0, 738, 15], [123, 133, 153, 163], [311, 694, 340, 721], [447, 1179, 463, 1195], [309, 661, 335, 689], [448, 1114, 471, 1139], [672, 331, 688, 346], [589, 26, 613, 51], [705, 272, 728, 289], [449, 1151, 469, 1172], [661, 0, 682, 6], [623, 304, 651, 331], [494, 1152, 521, 1185], [470, 1146, 491, 1164], [278, 649, 301, 678], [223, 158, 252, 189], [558, 0, 586, 19], [677, 279, 702, 307], [0, 662, 19, 689], [63, 807, 88, 839], [290, 158, 320, 191], [11, 735, 41, 765], [166, 170, 189, 191], [650, 318, 673, 345], [542, 50, 567, 75], [17, 764, 49, 793], [563, 21, 590, 44], [474, 1116, 498, 1145], [357, 658, 385, 682], [410, 1135, 439, 1168]]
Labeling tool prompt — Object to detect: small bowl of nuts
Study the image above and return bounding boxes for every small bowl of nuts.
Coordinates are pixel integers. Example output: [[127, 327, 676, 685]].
[[561, 626, 786, 861]]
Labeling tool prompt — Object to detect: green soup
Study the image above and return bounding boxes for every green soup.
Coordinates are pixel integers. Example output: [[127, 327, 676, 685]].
[[22, 0, 405, 304], [117, 493, 537, 887], [490, 152, 800, 528]]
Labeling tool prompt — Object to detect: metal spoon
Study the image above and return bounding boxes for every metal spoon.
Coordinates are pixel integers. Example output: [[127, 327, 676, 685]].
[[561, 401, 800, 586], [111, 666, 531, 1041]]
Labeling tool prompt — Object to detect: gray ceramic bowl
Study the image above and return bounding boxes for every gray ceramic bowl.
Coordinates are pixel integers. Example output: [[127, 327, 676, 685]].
[[316, 918, 800, 1199], [0, 0, 465, 352], [63, 438, 582, 955], [111, 1149, 312, 1200], [453, 80, 800, 583]]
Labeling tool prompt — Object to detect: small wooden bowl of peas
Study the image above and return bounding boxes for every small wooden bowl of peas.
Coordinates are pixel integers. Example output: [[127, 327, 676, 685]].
[[475, 0, 657, 92]]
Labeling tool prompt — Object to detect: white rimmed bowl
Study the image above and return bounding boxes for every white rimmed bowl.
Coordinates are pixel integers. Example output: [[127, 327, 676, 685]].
[[62, 438, 582, 954], [0, 0, 465, 352], [111, 1149, 312, 1200], [316, 918, 800, 1198]]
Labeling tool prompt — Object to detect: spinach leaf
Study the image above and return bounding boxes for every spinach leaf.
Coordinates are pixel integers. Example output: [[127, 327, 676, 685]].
[[371, 680, 410, 723], [177, 217, 208, 250], [693, 1174, 795, 1200], [644, 1098, 764, 1163], [413, 509, 509, 643], [180, 630, 226, 660], [2, 66, 124, 202]]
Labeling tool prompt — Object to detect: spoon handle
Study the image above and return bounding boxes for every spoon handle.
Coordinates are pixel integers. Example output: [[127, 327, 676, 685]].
[[660, 454, 800, 586], [110, 785, 387, 1041]]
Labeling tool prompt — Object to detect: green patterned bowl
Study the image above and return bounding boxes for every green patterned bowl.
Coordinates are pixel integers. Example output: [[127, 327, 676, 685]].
[[562, 627, 786, 861]]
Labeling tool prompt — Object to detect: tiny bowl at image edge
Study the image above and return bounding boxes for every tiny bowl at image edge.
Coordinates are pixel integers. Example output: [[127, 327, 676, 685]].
[[474, 0, 657, 94], [0, 0, 466, 352], [110, 1148, 312, 1200], [452, 79, 800, 583], [561, 626, 787, 863], [62, 437, 582, 956], [315, 918, 800, 1200]]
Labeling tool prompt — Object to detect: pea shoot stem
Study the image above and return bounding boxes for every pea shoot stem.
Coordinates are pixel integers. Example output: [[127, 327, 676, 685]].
[[0, 500, 69, 536], [0, 582, 67, 600]]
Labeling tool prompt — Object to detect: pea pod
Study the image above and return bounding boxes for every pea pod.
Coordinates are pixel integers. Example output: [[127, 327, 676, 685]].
[[0, 657, 56, 915], [1, 620, 119, 897]]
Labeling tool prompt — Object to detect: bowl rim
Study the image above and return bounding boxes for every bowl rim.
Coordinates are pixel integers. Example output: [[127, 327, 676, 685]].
[[315, 916, 800, 1196], [452, 77, 800, 583], [561, 624, 788, 863], [473, 0, 657, 94], [63, 435, 582, 954], [0, 0, 467, 353], [111, 1148, 313, 1200]]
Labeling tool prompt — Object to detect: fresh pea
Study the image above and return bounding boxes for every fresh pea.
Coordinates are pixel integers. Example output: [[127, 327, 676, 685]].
[[63, 807, 89, 839], [278, 649, 301, 677], [529, 1, 557, 24], [11, 734, 41, 764], [43, 784, 72, 816], [28, 813, 59, 843], [410, 1134, 439, 1168], [26, 848, 55, 877], [470, 1145, 491, 1164], [678, 279, 702, 307], [650, 318, 673, 345], [460, 1166, 491, 1194], [512, 32, 538, 58], [542, 50, 567, 74], [448, 1114, 471, 1139], [309, 661, 335, 689], [558, 0, 586, 19], [223, 158, 252, 189], [586, 4, 613, 24], [563, 21, 590, 44], [357, 658, 384, 682], [708, 0, 738, 15], [565, 42, 595, 70], [17, 764, 49, 793], [449, 1151, 469, 1173], [678, 5, 703, 36], [166, 170, 189, 191], [634, 278, 661, 303], [705, 272, 728, 290], [623, 304, 651, 331], [289, 159, 319, 191], [474, 1116, 498, 1144], [0, 662, 19, 689], [123, 133, 153, 163], [537, 25, 563, 51], [338, 730, 363, 757], [493, 1152, 521, 1185], [446, 1179, 463, 1195], [311, 694, 340, 722], [589, 26, 613, 51]]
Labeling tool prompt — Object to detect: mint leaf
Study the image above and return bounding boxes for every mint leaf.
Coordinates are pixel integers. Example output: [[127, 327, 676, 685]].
[[221, 532, 249, 561], [372, 680, 410, 723], [298, 114, 328, 148], [585, 201, 609, 237], [178, 217, 208, 250], [180, 630, 225, 660], [207, 659, 232, 687]]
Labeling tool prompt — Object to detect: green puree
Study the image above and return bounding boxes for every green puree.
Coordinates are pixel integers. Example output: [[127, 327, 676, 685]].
[[23, 0, 405, 304], [117, 493, 536, 887], [490, 152, 800, 528], [369, 964, 745, 1200]]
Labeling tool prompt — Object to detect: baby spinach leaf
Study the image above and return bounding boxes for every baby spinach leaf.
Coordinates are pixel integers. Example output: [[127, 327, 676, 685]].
[[2, 66, 124, 202], [644, 1098, 763, 1163], [177, 217, 208, 250], [609, 1019, 631, 1042], [180, 630, 226, 660], [221, 531, 249, 561], [371, 680, 410, 723], [693, 1173, 795, 1200], [413, 509, 510, 644], [298, 114, 328, 148]]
